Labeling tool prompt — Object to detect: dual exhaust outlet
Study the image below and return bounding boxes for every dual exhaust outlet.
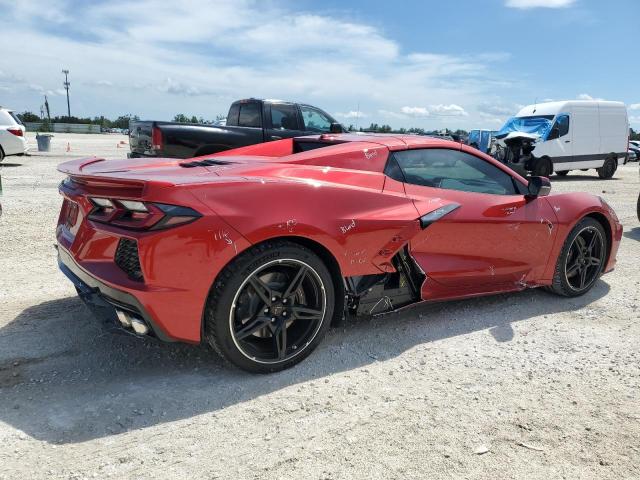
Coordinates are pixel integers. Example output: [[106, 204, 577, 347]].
[[115, 309, 149, 335]]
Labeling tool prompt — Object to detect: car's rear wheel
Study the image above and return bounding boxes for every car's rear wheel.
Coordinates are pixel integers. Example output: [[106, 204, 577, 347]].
[[597, 157, 617, 179], [204, 240, 334, 373], [548, 217, 607, 297]]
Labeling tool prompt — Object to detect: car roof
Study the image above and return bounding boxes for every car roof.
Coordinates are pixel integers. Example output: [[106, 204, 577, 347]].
[[299, 132, 462, 151]]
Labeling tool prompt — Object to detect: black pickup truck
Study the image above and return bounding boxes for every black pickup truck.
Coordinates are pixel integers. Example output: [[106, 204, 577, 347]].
[[128, 98, 344, 159]]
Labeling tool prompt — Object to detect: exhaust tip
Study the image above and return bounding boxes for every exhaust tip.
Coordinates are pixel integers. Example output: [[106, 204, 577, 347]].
[[130, 318, 149, 335], [116, 309, 132, 327], [116, 309, 149, 335]]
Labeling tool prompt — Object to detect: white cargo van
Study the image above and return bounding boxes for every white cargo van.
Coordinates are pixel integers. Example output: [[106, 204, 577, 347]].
[[499, 100, 629, 179]]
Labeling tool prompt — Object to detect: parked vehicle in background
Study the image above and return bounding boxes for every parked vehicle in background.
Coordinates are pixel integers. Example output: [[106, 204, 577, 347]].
[[0, 107, 27, 162], [628, 149, 637, 162], [468, 129, 496, 154], [627, 141, 640, 161], [56, 133, 622, 372], [495, 101, 629, 179], [128, 99, 343, 159]]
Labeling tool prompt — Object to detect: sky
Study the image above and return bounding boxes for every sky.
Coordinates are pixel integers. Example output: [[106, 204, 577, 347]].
[[0, 0, 638, 130]]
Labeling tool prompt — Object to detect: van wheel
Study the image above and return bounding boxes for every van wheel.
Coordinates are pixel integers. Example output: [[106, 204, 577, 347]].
[[597, 157, 617, 179], [533, 157, 552, 177], [556, 171, 569, 176]]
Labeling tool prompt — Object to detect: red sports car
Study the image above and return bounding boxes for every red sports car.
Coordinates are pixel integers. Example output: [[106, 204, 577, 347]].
[[56, 134, 622, 372]]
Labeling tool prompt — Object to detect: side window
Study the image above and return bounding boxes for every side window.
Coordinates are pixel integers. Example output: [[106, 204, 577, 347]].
[[557, 114, 570, 137], [548, 114, 570, 140], [392, 148, 518, 195], [270, 104, 299, 130], [300, 106, 332, 133], [238, 103, 262, 128]]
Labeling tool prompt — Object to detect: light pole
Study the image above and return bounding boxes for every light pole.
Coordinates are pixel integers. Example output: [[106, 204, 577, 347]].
[[62, 69, 71, 118]]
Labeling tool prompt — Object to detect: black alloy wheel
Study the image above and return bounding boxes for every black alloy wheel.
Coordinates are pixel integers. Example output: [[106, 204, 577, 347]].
[[230, 259, 326, 364], [564, 226, 605, 292]]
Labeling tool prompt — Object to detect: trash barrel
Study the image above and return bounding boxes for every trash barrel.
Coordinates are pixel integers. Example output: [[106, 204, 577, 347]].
[[36, 134, 53, 152]]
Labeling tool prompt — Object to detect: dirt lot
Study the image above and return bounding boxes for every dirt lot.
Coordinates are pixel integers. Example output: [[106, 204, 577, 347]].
[[0, 132, 639, 479]]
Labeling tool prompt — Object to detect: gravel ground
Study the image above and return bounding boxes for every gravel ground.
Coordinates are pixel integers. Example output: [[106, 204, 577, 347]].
[[0, 133, 639, 479]]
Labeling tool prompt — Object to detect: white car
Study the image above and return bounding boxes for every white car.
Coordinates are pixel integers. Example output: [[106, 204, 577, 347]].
[[0, 107, 27, 161]]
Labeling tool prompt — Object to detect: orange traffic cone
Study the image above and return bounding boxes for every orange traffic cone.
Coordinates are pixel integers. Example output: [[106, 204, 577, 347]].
[[66, 142, 71, 152]]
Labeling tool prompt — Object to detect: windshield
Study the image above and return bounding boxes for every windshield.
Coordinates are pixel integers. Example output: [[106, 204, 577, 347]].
[[496, 115, 554, 140]]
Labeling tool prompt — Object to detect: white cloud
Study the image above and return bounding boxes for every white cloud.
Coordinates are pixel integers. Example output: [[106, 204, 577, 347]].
[[335, 111, 367, 119], [429, 104, 468, 116], [401, 106, 429, 117], [505, 0, 576, 9], [577, 93, 604, 101], [628, 103, 640, 110]]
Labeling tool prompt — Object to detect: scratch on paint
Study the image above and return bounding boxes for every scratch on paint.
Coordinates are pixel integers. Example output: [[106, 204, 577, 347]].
[[553, 206, 561, 212], [277, 219, 298, 232], [363, 148, 378, 160], [345, 249, 367, 265], [214, 229, 237, 254], [489, 265, 495, 276], [340, 219, 356, 234], [515, 274, 528, 289]]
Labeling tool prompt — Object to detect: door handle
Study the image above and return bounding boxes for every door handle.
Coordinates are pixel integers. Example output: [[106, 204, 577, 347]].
[[564, 140, 570, 143]]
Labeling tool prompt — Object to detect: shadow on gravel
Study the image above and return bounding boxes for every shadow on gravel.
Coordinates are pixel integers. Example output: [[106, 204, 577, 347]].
[[550, 174, 620, 182], [623, 227, 640, 242], [0, 281, 610, 444]]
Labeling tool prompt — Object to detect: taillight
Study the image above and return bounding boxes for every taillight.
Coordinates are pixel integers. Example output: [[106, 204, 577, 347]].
[[88, 198, 201, 230], [151, 126, 163, 151], [7, 128, 23, 137]]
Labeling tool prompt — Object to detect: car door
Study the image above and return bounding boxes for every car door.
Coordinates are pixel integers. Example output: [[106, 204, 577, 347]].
[[387, 148, 558, 296], [544, 113, 573, 168], [265, 103, 306, 141]]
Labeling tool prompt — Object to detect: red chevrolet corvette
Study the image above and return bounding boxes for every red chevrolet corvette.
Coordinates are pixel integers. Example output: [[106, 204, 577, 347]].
[[56, 134, 622, 372]]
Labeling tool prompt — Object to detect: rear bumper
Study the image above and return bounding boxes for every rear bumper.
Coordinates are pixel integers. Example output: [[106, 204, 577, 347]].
[[58, 246, 173, 341], [2, 134, 27, 156]]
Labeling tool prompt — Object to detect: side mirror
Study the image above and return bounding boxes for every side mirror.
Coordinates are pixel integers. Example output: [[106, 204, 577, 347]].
[[527, 176, 552, 197], [329, 122, 343, 134]]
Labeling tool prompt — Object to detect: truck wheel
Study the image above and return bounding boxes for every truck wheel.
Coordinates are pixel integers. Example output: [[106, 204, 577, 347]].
[[597, 157, 617, 179], [533, 157, 552, 177], [556, 171, 569, 177]]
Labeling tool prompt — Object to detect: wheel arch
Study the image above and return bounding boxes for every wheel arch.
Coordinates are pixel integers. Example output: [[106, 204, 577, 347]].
[[584, 211, 613, 267], [200, 234, 346, 341]]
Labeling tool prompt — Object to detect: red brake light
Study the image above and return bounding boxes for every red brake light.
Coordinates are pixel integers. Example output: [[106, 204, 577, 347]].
[[88, 198, 201, 230], [7, 128, 23, 137], [151, 126, 163, 151]]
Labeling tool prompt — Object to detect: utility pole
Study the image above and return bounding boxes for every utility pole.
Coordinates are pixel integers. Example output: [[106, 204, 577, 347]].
[[62, 69, 71, 118]]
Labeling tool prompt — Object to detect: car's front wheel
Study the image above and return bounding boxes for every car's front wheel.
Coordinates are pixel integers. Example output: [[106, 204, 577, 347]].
[[205, 240, 335, 373], [548, 217, 607, 297]]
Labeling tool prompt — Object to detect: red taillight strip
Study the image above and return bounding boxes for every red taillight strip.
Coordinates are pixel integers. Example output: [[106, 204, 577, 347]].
[[7, 128, 23, 137], [87, 198, 201, 231]]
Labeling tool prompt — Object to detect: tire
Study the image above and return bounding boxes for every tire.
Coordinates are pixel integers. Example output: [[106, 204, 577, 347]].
[[0, 146, 5, 162], [204, 240, 335, 373], [597, 157, 617, 179], [637, 193, 640, 222], [556, 170, 569, 177], [548, 217, 607, 297], [533, 157, 552, 177]]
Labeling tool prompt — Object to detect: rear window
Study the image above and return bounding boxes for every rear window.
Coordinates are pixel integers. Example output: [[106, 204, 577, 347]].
[[293, 139, 344, 153], [9, 111, 23, 125], [0, 110, 17, 126], [226, 104, 240, 126], [238, 103, 262, 128]]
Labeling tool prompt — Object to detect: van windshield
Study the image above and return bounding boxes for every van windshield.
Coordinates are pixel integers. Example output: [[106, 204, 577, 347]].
[[496, 115, 554, 140]]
